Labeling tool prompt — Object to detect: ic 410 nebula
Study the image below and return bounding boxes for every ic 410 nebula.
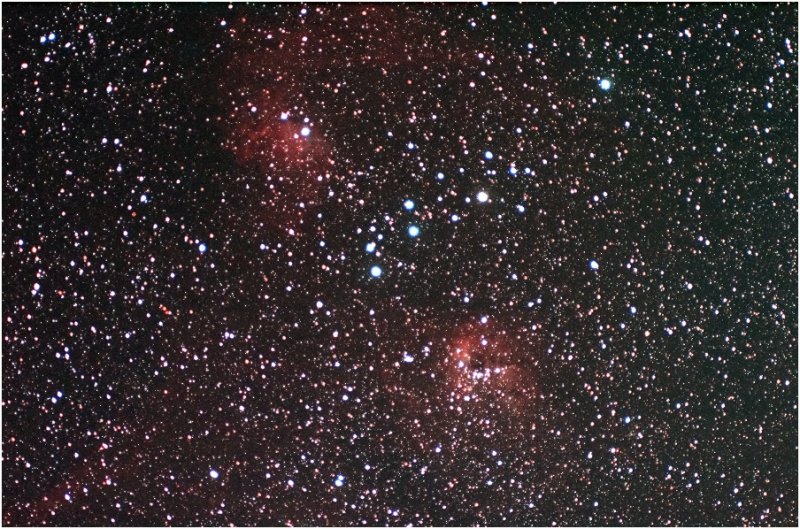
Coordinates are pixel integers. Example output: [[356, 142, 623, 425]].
[[2, 2, 797, 527]]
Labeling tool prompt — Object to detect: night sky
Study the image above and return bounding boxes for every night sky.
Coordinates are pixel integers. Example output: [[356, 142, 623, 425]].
[[2, 2, 798, 526]]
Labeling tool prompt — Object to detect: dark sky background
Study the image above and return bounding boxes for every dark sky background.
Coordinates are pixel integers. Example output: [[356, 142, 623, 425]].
[[2, 2, 797, 526]]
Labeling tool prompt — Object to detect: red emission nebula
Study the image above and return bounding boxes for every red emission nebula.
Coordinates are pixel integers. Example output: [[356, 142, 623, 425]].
[[216, 5, 476, 230], [444, 320, 537, 407], [377, 311, 547, 455], [224, 88, 335, 208]]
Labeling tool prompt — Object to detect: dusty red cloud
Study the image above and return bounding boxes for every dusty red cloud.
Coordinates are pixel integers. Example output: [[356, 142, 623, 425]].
[[212, 5, 490, 233], [224, 88, 335, 208], [443, 320, 538, 407]]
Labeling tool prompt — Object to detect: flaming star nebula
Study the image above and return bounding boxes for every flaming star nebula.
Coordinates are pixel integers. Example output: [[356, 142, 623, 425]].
[[2, 2, 797, 527]]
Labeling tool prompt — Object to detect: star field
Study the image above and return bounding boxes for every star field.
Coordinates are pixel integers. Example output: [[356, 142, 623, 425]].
[[2, 3, 798, 526]]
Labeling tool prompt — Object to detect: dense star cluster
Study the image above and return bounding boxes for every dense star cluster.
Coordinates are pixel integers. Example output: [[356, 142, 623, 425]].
[[2, 3, 797, 526]]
